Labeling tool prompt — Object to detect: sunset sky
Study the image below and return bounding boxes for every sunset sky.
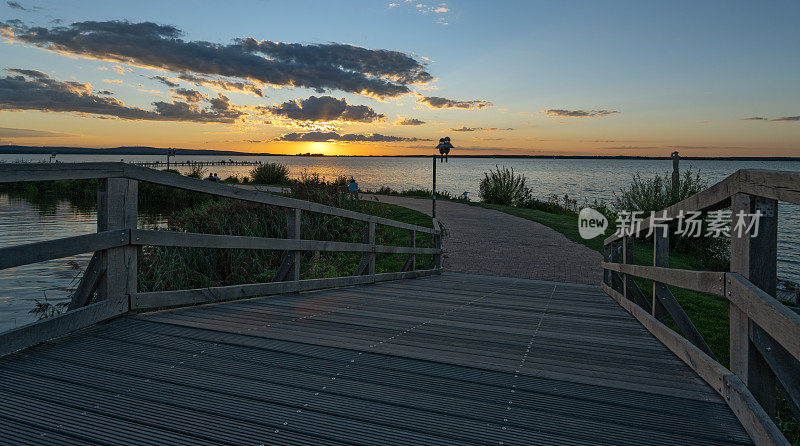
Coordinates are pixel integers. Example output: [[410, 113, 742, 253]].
[[0, 0, 798, 156]]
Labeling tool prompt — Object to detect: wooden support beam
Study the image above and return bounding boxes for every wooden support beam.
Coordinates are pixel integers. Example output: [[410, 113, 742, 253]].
[[67, 253, 105, 310], [730, 193, 778, 417], [402, 229, 416, 272], [652, 225, 669, 322], [96, 178, 138, 303], [432, 218, 442, 270]]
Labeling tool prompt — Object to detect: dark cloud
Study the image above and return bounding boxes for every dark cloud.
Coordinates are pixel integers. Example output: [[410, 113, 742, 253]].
[[0, 126, 72, 137], [544, 109, 619, 118], [740, 116, 799, 122], [450, 126, 513, 132], [151, 75, 179, 88], [96, 90, 113, 95], [178, 73, 263, 97], [396, 117, 425, 125], [0, 69, 244, 123], [264, 95, 384, 123], [275, 131, 430, 142], [416, 95, 492, 109], [172, 88, 206, 103], [1, 20, 431, 98], [6, 1, 26, 10]]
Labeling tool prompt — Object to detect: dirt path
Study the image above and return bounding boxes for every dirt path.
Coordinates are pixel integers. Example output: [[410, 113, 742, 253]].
[[372, 195, 603, 285]]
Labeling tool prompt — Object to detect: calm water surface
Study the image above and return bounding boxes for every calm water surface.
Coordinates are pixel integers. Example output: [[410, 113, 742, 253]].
[[2, 154, 799, 332]]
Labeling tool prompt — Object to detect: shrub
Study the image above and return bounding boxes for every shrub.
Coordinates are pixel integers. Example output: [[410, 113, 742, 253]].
[[250, 162, 289, 185], [614, 169, 707, 215], [479, 165, 531, 206], [186, 165, 207, 179]]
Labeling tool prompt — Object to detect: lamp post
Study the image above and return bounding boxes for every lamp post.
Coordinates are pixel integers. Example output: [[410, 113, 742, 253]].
[[432, 137, 454, 218], [166, 147, 177, 170]]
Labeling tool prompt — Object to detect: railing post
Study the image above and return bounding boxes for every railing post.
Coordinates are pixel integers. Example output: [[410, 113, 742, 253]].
[[603, 242, 611, 286], [652, 226, 669, 322], [366, 221, 376, 276], [730, 193, 778, 417], [610, 240, 622, 293], [432, 218, 442, 271], [96, 178, 137, 303], [408, 229, 416, 271], [623, 236, 633, 301], [287, 208, 301, 281]]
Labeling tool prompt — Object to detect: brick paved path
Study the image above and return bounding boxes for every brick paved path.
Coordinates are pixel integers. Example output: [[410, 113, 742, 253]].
[[373, 195, 603, 285]]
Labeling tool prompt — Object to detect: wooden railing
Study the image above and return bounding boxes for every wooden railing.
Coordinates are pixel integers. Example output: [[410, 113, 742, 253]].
[[0, 162, 442, 356], [602, 169, 800, 446]]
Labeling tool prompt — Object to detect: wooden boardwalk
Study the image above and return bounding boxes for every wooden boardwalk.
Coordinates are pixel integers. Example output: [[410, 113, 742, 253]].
[[0, 273, 750, 445]]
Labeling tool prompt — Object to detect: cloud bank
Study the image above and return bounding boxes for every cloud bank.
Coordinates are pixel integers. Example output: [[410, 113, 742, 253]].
[[1, 20, 432, 98], [416, 95, 492, 109], [0, 69, 244, 123], [265, 95, 384, 123], [544, 109, 619, 118], [276, 131, 430, 142]]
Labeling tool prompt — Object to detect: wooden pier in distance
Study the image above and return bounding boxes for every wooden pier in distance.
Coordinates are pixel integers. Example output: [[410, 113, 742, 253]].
[[0, 163, 798, 445]]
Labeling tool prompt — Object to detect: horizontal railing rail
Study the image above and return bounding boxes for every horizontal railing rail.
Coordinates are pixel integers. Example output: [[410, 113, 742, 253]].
[[601, 169, 800, 446], [0, 162, 442, 356]]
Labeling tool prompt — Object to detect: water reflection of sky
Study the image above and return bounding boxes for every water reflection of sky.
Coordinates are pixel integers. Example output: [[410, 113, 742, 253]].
[[1, 156, 799, 331]]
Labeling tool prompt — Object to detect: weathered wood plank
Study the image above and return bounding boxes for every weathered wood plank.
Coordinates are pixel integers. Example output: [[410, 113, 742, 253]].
[[0, 230, 129, 270], [130, 269, 440, 310], [722, 375, 790, 446], [655, 286, 717, 360], [652, 225, 669, 322], [0, 296, 128, 357], [602, 283, 787, 445], [96, 178, 138, 302], [130, 229, 439, 255], [727, 273, 800, 364], [0, 162, 125, 183], [67, 252, 105, 310], [730, 193, 778, 416], [122, 164, 436, 234], [601, 262, 726, 296], [738, 170, 800, 206], [750, 326, 800, 420]]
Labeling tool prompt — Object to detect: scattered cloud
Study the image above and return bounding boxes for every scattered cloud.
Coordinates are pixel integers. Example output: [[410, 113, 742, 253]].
[[96, 90, 113, 95], [276, 131, 431, 142], [0, 127, 73, 137], [172, 88, 206, 103], [450, 126, 513, 131], [544, 109, 619, 118], [396, 117, 425, 125], [740, 115, 799, 122], [102, 79, 122, 84], [416, 95, 492, 110], [0, 69, 245, 123], [151, 75, 179, 88], [389, 1, 451, 25], [0, 20, 432, 98], [264, 95, 384, 123], [6, 1, 26, 11], [177, 73, 263, 97]]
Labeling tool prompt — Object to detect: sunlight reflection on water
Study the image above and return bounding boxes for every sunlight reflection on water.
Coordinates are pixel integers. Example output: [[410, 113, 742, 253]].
[[1, 155, 799, 331]]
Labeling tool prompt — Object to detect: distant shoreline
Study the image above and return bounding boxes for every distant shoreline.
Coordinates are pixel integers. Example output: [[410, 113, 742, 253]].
[[1, 145, 799, 162]]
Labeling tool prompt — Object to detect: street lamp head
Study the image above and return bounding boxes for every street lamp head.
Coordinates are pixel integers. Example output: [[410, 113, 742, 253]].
[[435, 136, 453, 162]]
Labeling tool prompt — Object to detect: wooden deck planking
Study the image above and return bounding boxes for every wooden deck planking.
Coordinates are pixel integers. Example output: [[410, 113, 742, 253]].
[[0, 273, 751, 445]]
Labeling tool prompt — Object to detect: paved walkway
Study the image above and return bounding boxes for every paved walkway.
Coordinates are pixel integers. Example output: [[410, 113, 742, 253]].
[[372, 195, 603, 285]]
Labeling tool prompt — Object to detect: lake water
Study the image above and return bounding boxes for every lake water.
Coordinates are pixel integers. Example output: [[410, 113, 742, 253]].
[[2, 154, 799, 332]]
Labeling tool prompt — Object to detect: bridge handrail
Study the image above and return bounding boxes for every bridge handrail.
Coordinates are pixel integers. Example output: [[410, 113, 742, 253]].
[[0, 162, 443, 356], [601, 168, 800, 446]]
